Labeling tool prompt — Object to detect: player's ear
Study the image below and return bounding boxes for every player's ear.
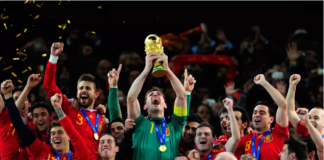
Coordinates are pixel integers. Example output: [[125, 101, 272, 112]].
[[144, 105, 147, 110], [164, 103, 167, 109], [269, 116, 274, 124], [243, 121, 248, 129], [95, 91, 99, 99], [115, 146, 119, 153], [309, 151, 315, 158], [289, 152, 296, 159]]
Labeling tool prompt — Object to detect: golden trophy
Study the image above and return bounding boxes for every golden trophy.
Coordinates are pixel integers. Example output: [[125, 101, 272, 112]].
[[144, 34, 167, 78]]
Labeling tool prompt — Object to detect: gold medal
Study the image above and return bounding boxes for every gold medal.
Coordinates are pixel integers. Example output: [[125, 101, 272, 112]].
[[159, 145, 167, 152], [94, 133, 99, 140]]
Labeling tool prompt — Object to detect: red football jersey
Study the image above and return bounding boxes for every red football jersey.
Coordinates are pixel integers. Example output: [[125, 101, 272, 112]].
[[60, 116, 99, 160], [186, 148, 225, 160], [44, 61, 106, 154], [235, 123, 289, 160], [214, 135, 229, 146], [0, 107, 27, 160], [27, 138, 77, 160], [178, 139, 195, 156], [296, 120, 309, 137]]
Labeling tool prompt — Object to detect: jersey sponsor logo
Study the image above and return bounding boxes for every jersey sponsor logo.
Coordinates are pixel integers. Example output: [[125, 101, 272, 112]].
[[76, 114, 83, 125]]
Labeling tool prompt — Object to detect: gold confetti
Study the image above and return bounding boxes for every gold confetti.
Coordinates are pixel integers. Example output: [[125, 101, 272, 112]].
[[33, 0, 35, 3], [58, 25, 62, 28], [34, 14, 39, 20], [58, 0, 61, 5], [4, 23, 7, 30], [16, 48, 19, 51], [36, 74, 40, 76], [3, 65, 12, 71], [59, 36, 62, 39], [22, 69, 28, 74], [67, 20, 70, 24], [24, 0, 29, 4], [16, 33, 21, 37], [0, 14, 2, 19], [91, 31, 96, 34], [62, 24, 66, 30], [98, 5, 102, 9], [24, 28, 27, 33], [18, 80, 22, 83], [0, 57, 2, 61], [13, 58, 19, 60], [17, 52, 27, 56], [22, 57, 27, 61], [42, 53, 47, 57], [2, 16, 8, 20], [12, 72, 17, 77], [11, 24, 13, 27], [28, 67, 32, 70]]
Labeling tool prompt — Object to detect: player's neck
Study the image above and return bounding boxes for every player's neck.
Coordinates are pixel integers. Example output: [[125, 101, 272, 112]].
[[150, 112, 164, 118], [100, 156, 115, 160], [255, 126, 270, 134], [240, 129, 244, 137], [199, 147, 213, 156], [56, 146, 70, 155]]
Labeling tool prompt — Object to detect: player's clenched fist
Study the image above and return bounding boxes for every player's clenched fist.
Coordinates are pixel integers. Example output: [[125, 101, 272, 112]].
[[51, 42, 64, 56]]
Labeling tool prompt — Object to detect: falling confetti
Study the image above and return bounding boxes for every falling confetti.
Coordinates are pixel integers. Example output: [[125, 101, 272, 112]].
[[3, 65, 12, 71], [36, 2, 44, 8], [59, 0, 61, 5], [98, 5, 102, 9], [62, 24, 66, 30], [59, 36, 62, 39], [24, 28, 27, 33], [3, 23, 7, 30], [22, 57, 27, 61], [67, 20, 70, 24], [58, 24, 62, 28], [28, 67, 32, 70], [16, 33, 21, 37], [34, 14, 39, 20], [0, 14, 3, 19], [2, 16, 8, 20], [18, 80, 22, 83], [0, 57, 2, 61], [24, 0, 29, 4], [16, 48, 19, 51], [42, 53, 47, 57], [12, 72, 17, 77], [13, 58, 19, 60], [33, 0, 35, 3], [91, 31, 96, 34], [17, 52, 27, 56], [22, 69, 28, 73]]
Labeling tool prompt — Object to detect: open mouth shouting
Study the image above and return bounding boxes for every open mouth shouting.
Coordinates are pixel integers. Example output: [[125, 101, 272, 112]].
[[199, 139, 207, 145], [38, 121, 45, 127], [53, 139, 62, 147], [80, 94, 89, 103], [151, 97, 160, 106], [102, 147, 111, 152], [253, 117, 261, 125]]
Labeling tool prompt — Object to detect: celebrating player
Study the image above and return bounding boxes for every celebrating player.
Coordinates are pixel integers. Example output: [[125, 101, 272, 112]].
[[127, 52, 187, 160], [234, 74, 289, 160], [43, 42, 106, 154]]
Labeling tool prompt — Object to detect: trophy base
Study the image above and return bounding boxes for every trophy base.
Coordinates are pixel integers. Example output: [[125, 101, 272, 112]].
[[152, 67, 167, 78]]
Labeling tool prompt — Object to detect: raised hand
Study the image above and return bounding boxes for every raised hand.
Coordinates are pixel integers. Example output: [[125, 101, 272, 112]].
[[223, 98, 233, 111], [286, 42, 299, 62], [276, 81, 287, 96], [145, 52, 161, 70], [174, 156, 187, 160], [224, 81, 239, 97], [296, 108, 309, 122], [51, 93, 63, 109], [125, 118, 136, 133], [289, 74, 301, 86], [102, 115, 109, 128], [183, 69, 195, 92], [188, 149, 200, 160], [70, 98, 79, 109], [95, 104, 106, 115], [156, 53, 169, 69], [27, 74, 42, 89], [108, 64, 122, 87], [51, 42, 64, 56], [254, 74, 267, 86], [246, 127, 255, 135], [1, 80, 14, 97]]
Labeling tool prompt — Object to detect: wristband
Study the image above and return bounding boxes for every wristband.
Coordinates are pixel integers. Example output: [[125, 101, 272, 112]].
[[110, 86, 118, 88], [49, 55, 59, 64], [186, 91, 191, 95], [289, 61, 297, 67]]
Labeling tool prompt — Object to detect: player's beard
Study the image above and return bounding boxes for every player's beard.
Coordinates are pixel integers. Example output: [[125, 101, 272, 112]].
[[79, 97, 94, 108]]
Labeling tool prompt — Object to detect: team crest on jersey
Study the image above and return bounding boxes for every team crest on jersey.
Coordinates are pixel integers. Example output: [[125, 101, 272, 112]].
[[264, 134, 273, 142], [166, 126, 170, 136], [98, 123, 104, 133]]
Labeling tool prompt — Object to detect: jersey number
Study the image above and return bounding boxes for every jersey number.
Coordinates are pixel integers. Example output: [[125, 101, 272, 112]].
[[245, 140, 251, 151], [76, 114, 83, 125], [7, 123, 16, 136]]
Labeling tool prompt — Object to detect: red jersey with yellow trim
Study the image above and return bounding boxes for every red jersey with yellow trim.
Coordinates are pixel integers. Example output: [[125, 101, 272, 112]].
[[296, 120, 309, 137], [234, 123, 289, 160], [0, 107, 27, 160], [44, 61, 106, 154], [186, 148, 225, 160], [27, 138, 77, 160]]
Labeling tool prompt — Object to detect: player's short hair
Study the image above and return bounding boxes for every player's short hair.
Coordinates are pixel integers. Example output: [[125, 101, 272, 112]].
[[253, 101, 275, 117], [144, 87, 165, 103], [13, 85, 31, 101], [77, 74, 100, 92], [186, 113, 203, 124], [197, 122, 215, 138], [100, 133, 118, 146], [48, 121, 62, 136], [31, 102, 52, 116], [284, 138, 308, 160], [233, 106, 250, 133], [108, 117, 125, 132], [298, 136, 317, 154], [218, 107, 228, 119]]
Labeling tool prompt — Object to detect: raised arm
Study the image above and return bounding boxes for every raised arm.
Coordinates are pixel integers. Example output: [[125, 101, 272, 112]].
[[51, 93, 92, 160], [0, 92, 4, 114], [297, 108, 323, 160], [1, 80, 36, 146], [127, 52, 160, 120], [224, 98, 240, 153], [183, 69, 195, 114], [286, 74, 301, 128], [159, 53, 187, 110], [16, 74, 42, 124], [108, 64, 123, 120], [254, 74, 288, 127]]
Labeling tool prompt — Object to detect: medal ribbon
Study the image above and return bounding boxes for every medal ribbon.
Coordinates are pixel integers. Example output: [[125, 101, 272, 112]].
[[153, 117, 166, 146], [205, 151, 213, 160], [251, 129, 271, 160], [53, 151, 71, 160], [80, 108, 99, 135]]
